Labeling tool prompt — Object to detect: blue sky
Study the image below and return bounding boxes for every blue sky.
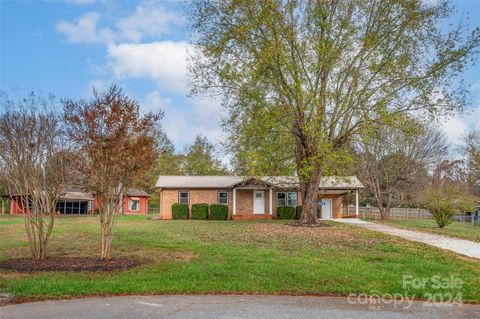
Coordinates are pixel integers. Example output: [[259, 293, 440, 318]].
[[1, 0, 479, 157]]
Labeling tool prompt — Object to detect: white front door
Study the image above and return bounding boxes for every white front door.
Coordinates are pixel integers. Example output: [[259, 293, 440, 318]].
[[253, 191, 265, 214], [320, 199, 332, 219]]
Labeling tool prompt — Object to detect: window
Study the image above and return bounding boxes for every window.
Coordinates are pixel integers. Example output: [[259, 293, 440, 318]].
[[277, 192, 286, 207], [218, 191, 228, 205], [179, 191, 189, 204], [129, 199, 140, 211], [277, 192, 297, 207], [287, 192, 297, 207]]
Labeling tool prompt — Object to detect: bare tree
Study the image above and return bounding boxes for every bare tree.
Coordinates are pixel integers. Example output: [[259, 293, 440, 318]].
[[63, 85, 161, 260], [0, 91, 67, 260], [355, 121, 448, 218]]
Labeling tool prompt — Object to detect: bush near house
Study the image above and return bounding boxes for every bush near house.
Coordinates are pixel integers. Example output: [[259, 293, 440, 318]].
[[295, 206, 302, 219], [209, 204, 228, 220], [191, 203, 209, 220], [276, 206, 296, 219], [172, 203, 189, 220]]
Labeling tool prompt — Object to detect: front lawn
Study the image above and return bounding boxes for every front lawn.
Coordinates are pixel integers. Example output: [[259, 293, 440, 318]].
[[373, 219, 480, 243], [1, 215, 479, 302]]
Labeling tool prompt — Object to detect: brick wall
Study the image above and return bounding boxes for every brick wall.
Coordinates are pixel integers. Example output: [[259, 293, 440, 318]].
[[159, 188, 344, 220], [318, 194, 343, 218], [160, 189, 178, 219], [235, 189, 253, 215], [160, 188, 232, 219], [123, 196, 148, 214]]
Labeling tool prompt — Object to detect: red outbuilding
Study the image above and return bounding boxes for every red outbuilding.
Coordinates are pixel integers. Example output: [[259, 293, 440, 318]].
[[7, 188, 150, 215]]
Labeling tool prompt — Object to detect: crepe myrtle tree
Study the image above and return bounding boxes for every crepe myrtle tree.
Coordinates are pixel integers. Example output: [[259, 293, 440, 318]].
[[188, 0, 480, 224], [0, 91, 69, 260], [63, 85, 161, 259]]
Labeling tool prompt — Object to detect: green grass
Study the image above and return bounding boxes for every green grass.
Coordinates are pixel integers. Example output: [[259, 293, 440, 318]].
[[1, 215, 479, 302], [373, 219, 480, 243]]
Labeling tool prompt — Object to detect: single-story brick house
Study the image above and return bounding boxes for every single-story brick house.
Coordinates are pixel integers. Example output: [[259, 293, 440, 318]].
[[7, 188, 150, 215], [156, 175, 363, 220]]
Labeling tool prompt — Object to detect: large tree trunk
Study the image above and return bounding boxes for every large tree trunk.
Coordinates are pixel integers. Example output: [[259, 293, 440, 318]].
[[300, 173, 321, 224], [383, 193, 393, 219], [376, 191, 393, 219], [372, 179, 389, 219]]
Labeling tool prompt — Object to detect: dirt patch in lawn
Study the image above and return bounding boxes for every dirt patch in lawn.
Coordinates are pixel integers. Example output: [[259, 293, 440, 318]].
[[194, 222, 388, 249], [286, 222, 332, 227], [0, 257, 141, 272]]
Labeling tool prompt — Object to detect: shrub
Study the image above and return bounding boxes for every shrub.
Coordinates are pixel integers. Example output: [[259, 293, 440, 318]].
[[191, 203, 209, 220], [172, 203, 189, 220], [210, 204, 228, 220], [276, 206, 296, 219], [295, 206, 302, 219], [421, 188, 477, 228]]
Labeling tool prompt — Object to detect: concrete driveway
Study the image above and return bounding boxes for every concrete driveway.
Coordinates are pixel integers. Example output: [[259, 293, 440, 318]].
[[335, 219, 480, 259], [1, 295, 479, 319]]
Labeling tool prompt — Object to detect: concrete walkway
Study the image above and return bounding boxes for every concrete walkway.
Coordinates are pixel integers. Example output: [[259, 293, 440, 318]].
[[2, 295, 479, 319], [335, 219, 480, 259]]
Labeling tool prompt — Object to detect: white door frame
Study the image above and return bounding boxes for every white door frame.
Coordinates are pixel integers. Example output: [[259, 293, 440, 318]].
[[253, 191, 265, 214]]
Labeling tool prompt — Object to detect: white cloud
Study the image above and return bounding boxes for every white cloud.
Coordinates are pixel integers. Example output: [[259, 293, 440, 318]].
[[55, 12, 114, 44], [56, 3, 182, 45], [440, 102, 480, 147], [145, 91, 224, 149], [440, 116, 469, 145], [107, 41, 189, 94], [116, 3, 184, 43]]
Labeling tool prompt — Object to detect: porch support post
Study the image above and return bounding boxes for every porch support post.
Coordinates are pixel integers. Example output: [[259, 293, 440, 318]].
[[233, 188, 236, 216], [269, 188, 273, 215], [355, 189, 359, 218], [158, 188, 162, 219]]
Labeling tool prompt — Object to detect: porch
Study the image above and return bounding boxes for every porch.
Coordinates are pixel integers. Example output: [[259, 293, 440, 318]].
[[230, 179, 360, 220]]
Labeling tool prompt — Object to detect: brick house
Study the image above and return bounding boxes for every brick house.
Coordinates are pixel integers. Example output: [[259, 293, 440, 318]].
[[7, 188, 149, 215], [156, 175, 363, 220]]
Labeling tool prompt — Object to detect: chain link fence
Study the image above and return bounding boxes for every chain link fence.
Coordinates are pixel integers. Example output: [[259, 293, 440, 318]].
[[148, 207, 160, 215]]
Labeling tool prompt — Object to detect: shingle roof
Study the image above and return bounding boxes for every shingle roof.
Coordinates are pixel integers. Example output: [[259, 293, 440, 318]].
[[5, 187, 150, 198], [155, 176, 245, 189], [60, 191, 94, 201], [155, 175, 363, 189], [124, 188, 150, 197]]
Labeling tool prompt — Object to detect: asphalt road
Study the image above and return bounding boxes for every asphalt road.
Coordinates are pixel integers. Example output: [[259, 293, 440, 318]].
[[2, 295, 479, 319]]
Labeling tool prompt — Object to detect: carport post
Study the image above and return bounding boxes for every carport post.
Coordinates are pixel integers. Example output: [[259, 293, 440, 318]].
[[269, 188, 273, 215], [158, 188, 162, 219], [355, 189, 359, 218], [233, 188, 236, 216]]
